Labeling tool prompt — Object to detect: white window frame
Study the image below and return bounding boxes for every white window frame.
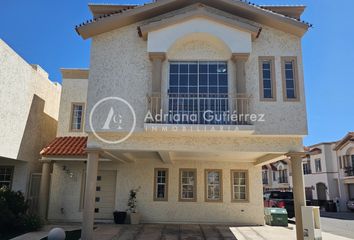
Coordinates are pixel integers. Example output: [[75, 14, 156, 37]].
[[154, 168, 168, 201], [231, 170, 249, 202], [179, 169, 197, 202], [205, 169, 223, 202], [0, 166, 14, 189], [70, 103, 85, 132], [315, 158, 322, 173]]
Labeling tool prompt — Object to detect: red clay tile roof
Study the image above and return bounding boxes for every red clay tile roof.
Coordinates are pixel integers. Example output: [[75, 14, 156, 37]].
[[40, 137, 87, 156]]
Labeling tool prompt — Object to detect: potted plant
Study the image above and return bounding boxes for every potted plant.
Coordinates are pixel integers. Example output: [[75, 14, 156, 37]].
[[113, 211, 127, 224], [127, 187, 141, 224]]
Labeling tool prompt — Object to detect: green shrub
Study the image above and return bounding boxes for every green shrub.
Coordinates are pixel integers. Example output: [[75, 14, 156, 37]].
[[23, 213, 43, 232], [0, 187, 42, 235]]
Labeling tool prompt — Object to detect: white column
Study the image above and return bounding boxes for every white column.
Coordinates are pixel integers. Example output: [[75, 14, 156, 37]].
[[38, 160, 51, 220], [81, 150, 100, 240], [290, 154, 306, 240]]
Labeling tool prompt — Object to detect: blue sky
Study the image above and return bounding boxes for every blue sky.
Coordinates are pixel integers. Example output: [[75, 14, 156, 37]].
[[0, 0, 353, 146]]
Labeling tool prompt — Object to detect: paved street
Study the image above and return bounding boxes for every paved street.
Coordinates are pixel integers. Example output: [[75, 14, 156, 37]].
[[320, 212, 354, 239]]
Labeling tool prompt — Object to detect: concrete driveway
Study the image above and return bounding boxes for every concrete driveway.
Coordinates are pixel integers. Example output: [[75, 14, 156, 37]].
[[12, 223, 354, 240], [94, 223, 353, 240]]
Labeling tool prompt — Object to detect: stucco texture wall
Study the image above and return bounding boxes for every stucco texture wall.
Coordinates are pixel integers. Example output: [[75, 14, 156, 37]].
[[48, 159, 264, 225], [57, 77, 88, 137], [86, 20, 307, 138], [0, 39, 61, 161]]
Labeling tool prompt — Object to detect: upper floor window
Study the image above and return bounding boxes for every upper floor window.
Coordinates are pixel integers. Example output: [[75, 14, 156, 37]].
[[259, 57, 276, 101], [169, 61, 228, 124], [0, 166, 14, 189], [205, 169, 222, 202], [70, 103, 85, 131], [231, 170, 248, 201], [179, 169, 197, 202], [262, 170, 268, 185], [315, 158, 322, 172], [281, 57, 299, 101], [339, 156, 342, 169], [303, 159, 312, 175], [154, 168, 168, 201], [278, 169, 288, 183]]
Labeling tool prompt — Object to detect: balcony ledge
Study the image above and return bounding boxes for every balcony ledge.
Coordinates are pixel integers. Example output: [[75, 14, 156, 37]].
[[144, 123, 255, 135]]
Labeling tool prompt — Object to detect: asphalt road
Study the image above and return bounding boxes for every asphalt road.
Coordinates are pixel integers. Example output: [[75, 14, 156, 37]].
[[320, 212, 354, 239]]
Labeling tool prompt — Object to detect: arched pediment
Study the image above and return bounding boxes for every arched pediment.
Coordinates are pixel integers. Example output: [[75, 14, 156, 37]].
[[141, 5, 260, 54], [167, 32, 232, 60]]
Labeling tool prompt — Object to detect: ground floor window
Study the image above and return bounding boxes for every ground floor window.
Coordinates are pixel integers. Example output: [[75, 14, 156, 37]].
[[0, 166, 14, 189], [231, 170, 248, 201], [205, 169, 222, 202], [154, 168, 168, 201], [179, 169, 197, 202]]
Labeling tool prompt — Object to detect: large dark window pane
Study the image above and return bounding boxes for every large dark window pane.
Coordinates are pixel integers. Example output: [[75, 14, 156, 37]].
[[263, 69, 271, 79], [286, 80, 294, 89], [157, 185, 165, 198], [168, 61, 229, 124], [263, 79, 271, 89], [285, 69, 294, 79], [170, 64, 178, 73], [287, 89, 295, 99], [264, 89, 272, 98], [209, 74, 217, 85], [169, 74, 178, 85], [199, 64, 208, 73], [209, 64, 217, 73], [199, 74, 208, 85], [189, 74, 198, 86], [180, 74, 188, 85], [219, 74, 227, 86], [180, 64, 188, 73], [189, 64, 198, 73]]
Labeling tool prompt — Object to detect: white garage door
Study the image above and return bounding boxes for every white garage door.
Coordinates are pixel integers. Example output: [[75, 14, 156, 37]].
[[94, 170, 116, 219]]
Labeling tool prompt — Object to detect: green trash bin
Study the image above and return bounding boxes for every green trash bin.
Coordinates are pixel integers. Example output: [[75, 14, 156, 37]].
[[264, 208, 288, 226]]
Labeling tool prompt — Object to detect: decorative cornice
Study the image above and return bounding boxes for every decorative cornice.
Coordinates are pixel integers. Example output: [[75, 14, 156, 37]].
[[231, 53, 250, 61], [61, 69, 89, 79], [149, 52, 166, 61]]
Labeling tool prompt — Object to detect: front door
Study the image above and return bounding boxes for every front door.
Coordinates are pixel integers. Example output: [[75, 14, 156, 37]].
[[94, 170, 116, 219], [316, 183, 327, 200]]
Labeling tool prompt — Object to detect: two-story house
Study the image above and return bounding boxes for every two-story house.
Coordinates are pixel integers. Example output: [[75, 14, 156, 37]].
[[302, 142, 340, 209], [334, 132, 354, 211], [262, 160, 292, 192], [0, 39, 61, 211], [38, 1, 311, 240]]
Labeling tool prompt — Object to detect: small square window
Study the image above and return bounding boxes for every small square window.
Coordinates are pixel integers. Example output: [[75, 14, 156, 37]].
[[97, 176, 102, 181], [96, 186, 101, 191], [95, 197, 100, 202], [94, 208, 99, 213]]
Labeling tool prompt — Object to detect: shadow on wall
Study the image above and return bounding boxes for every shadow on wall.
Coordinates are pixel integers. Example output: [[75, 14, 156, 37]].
[[16, 94, 58, 173]]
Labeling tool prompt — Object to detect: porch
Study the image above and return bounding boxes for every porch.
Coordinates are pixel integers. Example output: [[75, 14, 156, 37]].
[[39, 136, 308, 240]]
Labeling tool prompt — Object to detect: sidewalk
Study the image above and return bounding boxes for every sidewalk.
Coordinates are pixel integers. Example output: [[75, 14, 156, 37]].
[[231, 224, 353, 240]]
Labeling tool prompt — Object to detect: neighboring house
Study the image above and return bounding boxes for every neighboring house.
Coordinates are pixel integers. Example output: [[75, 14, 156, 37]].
[[38, 1, 311, 239], [264, 137, 353, 212], [302, 143, 340, 209], [262, 160, 292, 192], [334, 132, 354, 211], [0, 39, 61, 210]]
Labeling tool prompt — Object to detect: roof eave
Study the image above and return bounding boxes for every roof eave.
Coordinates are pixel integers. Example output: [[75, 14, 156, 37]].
[[76, 0, 310, 40]]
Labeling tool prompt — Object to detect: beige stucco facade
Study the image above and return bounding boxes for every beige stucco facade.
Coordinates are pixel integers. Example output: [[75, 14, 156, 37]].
[[40, 2, 311, 240], [0, 39, 61, 195], [57, 69, 88, 137]]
